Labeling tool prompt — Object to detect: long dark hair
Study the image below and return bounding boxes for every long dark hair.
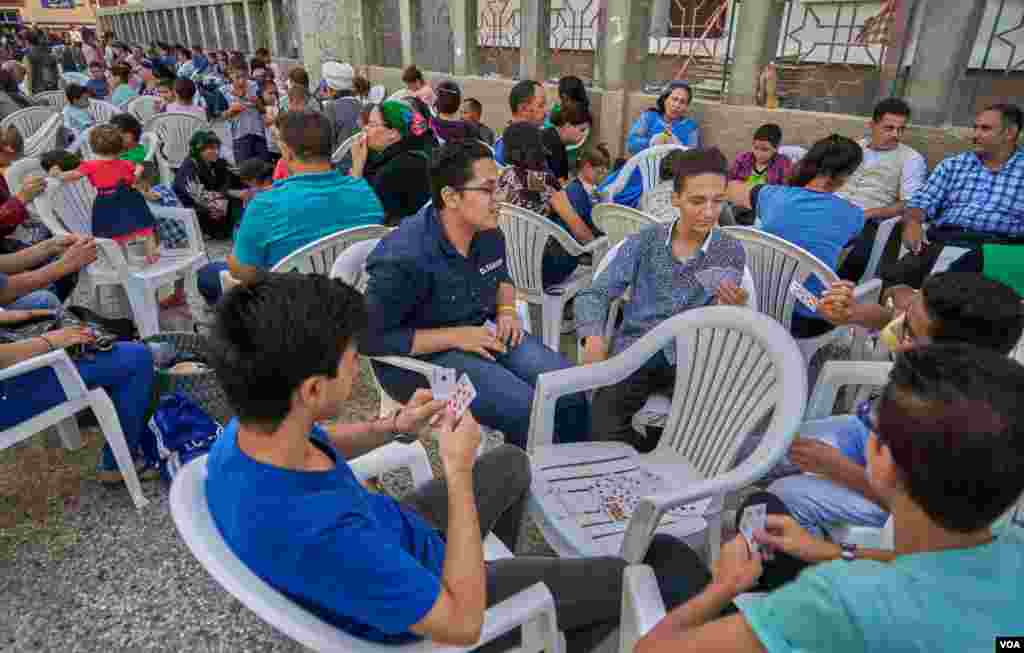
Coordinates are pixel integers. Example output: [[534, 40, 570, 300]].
[[558, 76, 589, 112], [653, 81, 692, 116], [788, 134, 863, 188]]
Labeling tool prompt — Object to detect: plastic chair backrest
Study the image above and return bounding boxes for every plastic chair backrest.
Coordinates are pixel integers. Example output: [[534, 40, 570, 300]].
[[721, 226, 837, 330], [77, 124, 100, 160], [269, 225, 393, 276], [32, 90, 67, 110], [126, 95, 161, 124], [4, 157, 44, 196], [50, 177, 97, 236], [368, 85, 386, 104], [656, 308, 806, 478], [331, 133, 358, 164], [140, 132, 159, 163], [88, 99, 120, 123], [778, 145, 807, 164], [143, 112, 209, 169], [330, 238, 383, 293], [23, 113, 63, 158], [169, 457, 382, 653], [62, 72, 89, 86], [592, 203, 657, 249], [605, 144, 687, 199], [496, 202, 586, 296], [0, 106, 57, 140]]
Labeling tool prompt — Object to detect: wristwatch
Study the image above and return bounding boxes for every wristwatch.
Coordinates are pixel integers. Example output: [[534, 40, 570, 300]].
[[385, 409, 418, 444], [840, 542, 858, 562]]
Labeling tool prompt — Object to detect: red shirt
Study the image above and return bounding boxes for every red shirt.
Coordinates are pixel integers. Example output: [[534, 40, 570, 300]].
[[273, 158, 289, 181], [79, 159, 137, 190]]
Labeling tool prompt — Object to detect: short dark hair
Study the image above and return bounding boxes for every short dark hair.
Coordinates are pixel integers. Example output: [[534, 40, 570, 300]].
[[789, 134, 863, 188], [436, 79, 462, 115], [109, 113, 142, 143], [278, 110, 333, 162], [430, 139, 494, 210], [509, 79, 540, 114], [0, 125, 23, 155], [89, 124, 124, 157], [753, 123, 783, 148], [173, 77, 196, 103], [463, 97, 482, 115], [401, 65, 424, 84], [672, 147, 729, 193], [872, 97, 912, 123], [110, 63, 131, 83], [287, 67, 310, 88], [238, 157, 274, 183], [920, 272, 1023, 354], [65, 83, 87, 103], [353, 76, 371, 97], [984, 103, 1023, 137], [551, 99, 590, 127], [501, 121, 547, 171], [878, 344, 1024, 533], [209, 274, 368, 428]]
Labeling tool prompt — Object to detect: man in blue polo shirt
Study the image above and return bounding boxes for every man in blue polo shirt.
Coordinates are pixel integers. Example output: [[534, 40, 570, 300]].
[[195, 111, 384, 305], [362, 140, 588, 448]]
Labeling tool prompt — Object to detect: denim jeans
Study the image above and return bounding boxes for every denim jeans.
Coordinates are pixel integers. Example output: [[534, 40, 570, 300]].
[[767, 415, 887, 537], [196, 261, 230, 306], [0, 343, 157, 467], [5, 289, 62, 311], [373, 333, 590, 448]]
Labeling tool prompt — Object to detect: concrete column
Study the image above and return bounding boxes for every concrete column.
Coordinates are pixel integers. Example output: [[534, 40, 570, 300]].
[[592, 0, 652, 155], [398, 0, 415, 68], [903, 0, 987, 126], [518, 0, 550, 81], [725, 0, 785, 105], [449, 0, 478, 76]]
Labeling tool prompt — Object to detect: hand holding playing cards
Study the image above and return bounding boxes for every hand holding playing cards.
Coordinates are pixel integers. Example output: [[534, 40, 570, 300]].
[[818, 281, 856, 325], [436, 408, 482, 476], [715, 280, 748, 306], [495, 312, 525, 348], [788, 436, 844, 477], [754, 514, 838, 564], [711, 535, 763, 595], [454, 326, 506, 361], [394, 389, 447, 438]]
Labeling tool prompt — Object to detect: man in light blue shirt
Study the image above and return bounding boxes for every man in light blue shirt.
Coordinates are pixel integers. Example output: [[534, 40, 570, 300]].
[[634, 344, 1024, 653]]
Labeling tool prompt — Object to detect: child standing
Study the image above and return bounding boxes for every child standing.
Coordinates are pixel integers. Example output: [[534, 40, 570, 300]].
[[565, 145, 610, 233], [51, 125, 159, 264], [222, 65, 268, 164], [62, 84, 95, 145], [85, 61, 109, 100]]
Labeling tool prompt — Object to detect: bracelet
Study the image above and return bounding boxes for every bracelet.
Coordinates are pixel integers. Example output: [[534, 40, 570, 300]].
[[497, 305, 518, 314], [38, 335, 55, 352]]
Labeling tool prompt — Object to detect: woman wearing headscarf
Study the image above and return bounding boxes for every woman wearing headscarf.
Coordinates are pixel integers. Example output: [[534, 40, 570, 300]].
[[597, 80, 701, 208], [497, 122, 598, 288], [350, 100, 433, 226], [172, 131, 246, 239]]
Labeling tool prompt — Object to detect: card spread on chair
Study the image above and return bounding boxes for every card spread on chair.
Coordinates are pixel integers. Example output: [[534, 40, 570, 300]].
[[789, 280, 819, 311]]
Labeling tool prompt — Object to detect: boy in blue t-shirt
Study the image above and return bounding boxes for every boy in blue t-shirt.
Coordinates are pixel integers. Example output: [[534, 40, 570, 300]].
[[565, 144, 610, 236], [635, 344, 1024, 653], [85, 61, 109, 100]]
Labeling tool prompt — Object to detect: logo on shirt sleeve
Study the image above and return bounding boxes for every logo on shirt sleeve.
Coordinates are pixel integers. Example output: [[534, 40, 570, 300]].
[[479, 259, 504, 275]]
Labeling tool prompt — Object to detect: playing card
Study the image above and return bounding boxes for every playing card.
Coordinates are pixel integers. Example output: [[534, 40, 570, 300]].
[[695, 267, 741, 295], [739, 503, 767, 555], [789, 280, 820, 311], [430, 367, 457, 401], [447, 373, 477, 421]]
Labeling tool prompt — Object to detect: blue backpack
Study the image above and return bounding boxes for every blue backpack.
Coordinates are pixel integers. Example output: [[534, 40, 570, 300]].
[[148, 392, 223, 482]]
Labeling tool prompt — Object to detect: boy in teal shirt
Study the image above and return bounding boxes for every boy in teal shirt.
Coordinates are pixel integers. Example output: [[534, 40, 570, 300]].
[[636, 344, 1024, 653]]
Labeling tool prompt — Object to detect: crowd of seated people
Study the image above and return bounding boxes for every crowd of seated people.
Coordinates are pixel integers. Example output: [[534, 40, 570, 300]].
[[3, 39, 1023, 653]]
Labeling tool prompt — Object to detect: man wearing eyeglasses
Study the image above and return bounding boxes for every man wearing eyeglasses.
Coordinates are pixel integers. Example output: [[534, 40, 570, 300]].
[[638, 345, 1024, 653], [362, 139, 589, 450], [753, 272, 1022, 549]]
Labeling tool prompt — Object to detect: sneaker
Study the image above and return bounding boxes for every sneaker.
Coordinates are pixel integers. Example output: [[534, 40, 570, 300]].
[[96, 457, 161, 484]]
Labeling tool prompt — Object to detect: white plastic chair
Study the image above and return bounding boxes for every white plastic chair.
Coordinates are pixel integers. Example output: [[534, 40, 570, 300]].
[[526, 307, 806, 566], [860, 216, 901, 283], [72, 123, 101, 159], [0, 106, 57, 140], [170, 454, 564, 653], [32, 90, 67, 111], [62, 71, 89, 87], [638, 182, 676, 223], [330, 133, 359, 165], [22, 113, 63, 159], [592, 203, 657, 249], [368, 85, 386, 104], [269, 224, 394, 275], [88, 99, 120, 123], [143, 112, 210, 185], [721, 226, 883, 364], [601, 145, 687, 201], [126, 95, 161, 124], [0, 349, 149, 509], [778, 145, 807, 164], [33, 178, 207, 337], [497, 203, 608, 350]]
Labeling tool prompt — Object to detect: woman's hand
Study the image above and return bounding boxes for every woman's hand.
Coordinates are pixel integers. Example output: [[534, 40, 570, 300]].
[[45, 326, 95, 349], [452, 326, 506, 361], [350, 133, 369, 177], [495, 311, 525, 349]]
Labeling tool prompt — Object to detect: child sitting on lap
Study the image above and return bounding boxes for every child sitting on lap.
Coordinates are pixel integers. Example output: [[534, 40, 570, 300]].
[[50, 125, 160, 265]]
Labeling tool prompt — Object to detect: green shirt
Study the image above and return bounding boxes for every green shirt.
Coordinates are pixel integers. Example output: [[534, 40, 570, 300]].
[[119, 144, 148, 164]]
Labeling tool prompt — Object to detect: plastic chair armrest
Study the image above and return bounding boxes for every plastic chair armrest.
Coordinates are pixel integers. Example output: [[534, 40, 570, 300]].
[[369, 355, 442, 381], [476, 583, 562, 653], [619, 564, 666, 653], [805, 360, 893, 420], [0, 349, 87, 401]]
